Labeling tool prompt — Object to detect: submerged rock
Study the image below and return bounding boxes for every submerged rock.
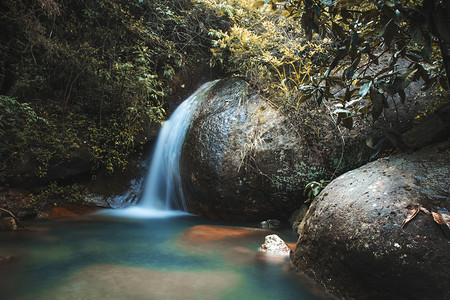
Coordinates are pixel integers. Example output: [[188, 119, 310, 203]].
[[180, 77, 359, 221], [177, 224, 272, 265], [260, 219, 281, 229], [40, 264, 241, 300], [177, 225, 270, 253], [291, 142, 450, 299]]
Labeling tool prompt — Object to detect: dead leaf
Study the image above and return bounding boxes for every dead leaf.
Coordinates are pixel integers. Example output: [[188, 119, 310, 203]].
[[419, 206, 431, 215], [401, 205, 420, 228], [432, 211, 446, 225], [432, 211, 450, 239]]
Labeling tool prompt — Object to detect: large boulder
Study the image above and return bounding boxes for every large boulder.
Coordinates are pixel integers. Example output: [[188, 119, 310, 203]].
[[291, 141, 450, 299], [180, 77, 361, 221]]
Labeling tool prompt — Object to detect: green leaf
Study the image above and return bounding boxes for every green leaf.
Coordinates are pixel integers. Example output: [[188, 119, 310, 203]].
[[350, 31, 359, 47], [421, 76, 437, 91], [332, 22, 346, 39], [375, 66, 395, 79], [343, 88, 357, 103], [359, 81, 372, 98], [313, 5, 321, 18], [439, 76, 449, 90], [370, 88, 384, 121], [344, 66, 355, 80], [316, 93, 324, 106], [421, 44, 432, 61], [334, 109, 353, 115], [319, 0, 334, 6], [299, 92, 314, 103], [365, 135, 375, 148], [394, 9, 403, 24], [409, 22, 427, 46], [383, 21, 396, 47], [392, 69, 417, 93], [379, 19, 392, 39]]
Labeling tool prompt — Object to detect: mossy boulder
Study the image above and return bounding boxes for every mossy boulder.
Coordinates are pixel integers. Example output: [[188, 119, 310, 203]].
[[291, 141, 450, 299], [180, 77, 361, 221]]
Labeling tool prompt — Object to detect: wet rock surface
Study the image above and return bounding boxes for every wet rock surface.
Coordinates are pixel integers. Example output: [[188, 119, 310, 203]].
[[259, 234, 292, 256], [84, 147, 151, 208], [180, 77, 359, 221], [291, 141, 450, 299]]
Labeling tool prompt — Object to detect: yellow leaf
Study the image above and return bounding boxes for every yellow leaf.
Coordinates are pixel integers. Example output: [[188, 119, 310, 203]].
[[253, 1, 266, 8]]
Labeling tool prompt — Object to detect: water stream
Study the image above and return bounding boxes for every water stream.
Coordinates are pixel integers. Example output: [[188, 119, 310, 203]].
[[0, 82, 326, 299]]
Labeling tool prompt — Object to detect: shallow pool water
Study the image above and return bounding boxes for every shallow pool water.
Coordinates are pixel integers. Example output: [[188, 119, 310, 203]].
[[0, 213, 323, 300]]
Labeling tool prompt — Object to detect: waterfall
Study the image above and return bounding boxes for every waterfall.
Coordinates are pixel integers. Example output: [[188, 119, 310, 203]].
[[101, 81, 217, 218], [139, 81, 217, 211]]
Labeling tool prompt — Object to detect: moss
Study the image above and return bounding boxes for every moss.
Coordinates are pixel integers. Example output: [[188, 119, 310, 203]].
[[271, 161, 328, 202]]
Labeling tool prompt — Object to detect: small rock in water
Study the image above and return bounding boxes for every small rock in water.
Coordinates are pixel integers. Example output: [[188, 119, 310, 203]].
[[259, 219, 281, 229], [259, 234, 292, 256]]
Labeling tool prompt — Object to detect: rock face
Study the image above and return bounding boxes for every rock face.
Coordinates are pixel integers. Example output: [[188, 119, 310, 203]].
[[291, 142, 450, 299], [180, 77, 357, 220], [7, 147, 93, 188]]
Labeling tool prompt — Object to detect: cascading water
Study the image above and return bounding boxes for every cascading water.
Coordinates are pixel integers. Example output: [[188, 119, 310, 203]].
[[139, 81, 217, 211], [102, 81, 217, 218]]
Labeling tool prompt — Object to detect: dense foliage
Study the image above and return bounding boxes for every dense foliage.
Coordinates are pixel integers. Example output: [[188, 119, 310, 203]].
[[0, 0, 226, 186], [264, 0, 450, 128], [201, 0, 333, 111], [204, 0, 449, 159], [1, 0, 448, 194]]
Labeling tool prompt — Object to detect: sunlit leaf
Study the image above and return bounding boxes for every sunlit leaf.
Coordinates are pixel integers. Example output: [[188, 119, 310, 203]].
[[333, 109, 352, 115], [253, 1, 266, 8], [359, 81, 372, 98], [319, 0, 334, 6]]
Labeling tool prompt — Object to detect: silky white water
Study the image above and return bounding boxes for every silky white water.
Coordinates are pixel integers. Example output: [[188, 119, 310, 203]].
[[102, 81, 218, 218]]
